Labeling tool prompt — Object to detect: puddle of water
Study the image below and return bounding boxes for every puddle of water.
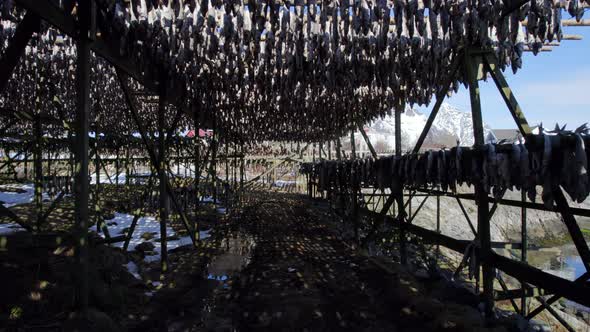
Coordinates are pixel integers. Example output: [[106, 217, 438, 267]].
[[524, 244, 589, 312], [206, 234, 255, 282]]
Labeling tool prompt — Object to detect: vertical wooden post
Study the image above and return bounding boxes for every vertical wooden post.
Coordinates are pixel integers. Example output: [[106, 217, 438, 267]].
[[125, 144, 130, 185], [94, 134, 101, 233], [352, 165, 359, 244], [465, 49, 494, 318], [240, 142, 246, 194], [47, 150, 52, 183], [158, 86, 168, 274], [521, 189, 528, 315], [436, 194, 441, 260], [74, 3, 91, 310], [24, 150, 28, 180], [395, 98, 407, 265], [225, 141, 229, 204], [176, 144, 180, 176], [115, 148, 120, 186], [212, 120, 217, 205], [34, 116, 43, 230], [193, 104, 200, 242], [350, 131, 356, 160]]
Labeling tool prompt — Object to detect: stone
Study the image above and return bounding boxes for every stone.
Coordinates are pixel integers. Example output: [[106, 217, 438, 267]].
[[135, 242, 155, 253]]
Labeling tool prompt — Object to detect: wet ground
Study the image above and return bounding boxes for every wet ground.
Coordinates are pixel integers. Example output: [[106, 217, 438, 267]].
[[1, 188, 532, 331], [200, 192, 521, 331]]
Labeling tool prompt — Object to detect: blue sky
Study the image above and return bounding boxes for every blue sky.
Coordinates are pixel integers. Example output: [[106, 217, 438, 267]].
[[417, 14, 590, 130]]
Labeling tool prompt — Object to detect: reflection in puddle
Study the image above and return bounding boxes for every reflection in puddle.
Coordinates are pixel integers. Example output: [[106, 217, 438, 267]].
[[208, 274, 229, 281], [521, 244, 590, 313], [206, 234, 255, 282]]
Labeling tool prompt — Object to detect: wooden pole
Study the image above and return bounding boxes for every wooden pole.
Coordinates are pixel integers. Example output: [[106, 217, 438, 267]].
[[24, 150, 28, 180], [395, 98, 407, 265], [74, 3, 91, 310], [34, 117, 43, 230], [125, 145, 130, 185], [466, 49, 494, 318], [193, 103, 200, 241], [350, 131, 356, 160], [225, 141, 229, 203], [115, 148, 120, 186], [436, 194, 441, 260], [520, 189, 527, 316], [94, 134, 101, 233], [413, 55, 460, 153], [0, 12, 40, 93], [158, 86, 168, 274]]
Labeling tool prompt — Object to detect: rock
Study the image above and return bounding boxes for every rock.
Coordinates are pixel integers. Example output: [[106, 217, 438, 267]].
[[135, 242, 155, 253], [526, 319, 552, 332], [140, 232, 157, 241]]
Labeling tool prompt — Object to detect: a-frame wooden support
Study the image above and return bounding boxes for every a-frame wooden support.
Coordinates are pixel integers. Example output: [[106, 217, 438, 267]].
[[0, 12, 40, 93], [117, 70, 198, 248], [410, 46, 590, 326]]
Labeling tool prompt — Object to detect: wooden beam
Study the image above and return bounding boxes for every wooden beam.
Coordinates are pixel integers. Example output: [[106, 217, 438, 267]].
[[14, 0, 157, 92], [412, 54, 461, 153], [38, 191, 65, 226], [0, 203, 33, 232], [0, 12, 40, 93], [562, 34, 583, 41], [407, 196, 429, 224], [553, 188, 590, 273], [561, 19, 590, 26], [523, 46, 553, 52], [158, 84, 169, 274], [536, 297, 576, 332], [73, 0, 92, 311], [357, 123, 377, 158], [484, 53, 532, 137], [117, 70, 197, 247], [96, 235, 127, 245], [412, 187, 590, 218], [465, 49, 494, 318], [526, 272, 590, 319], [360, 207, 590, 308], [494, 286, 550, 301]]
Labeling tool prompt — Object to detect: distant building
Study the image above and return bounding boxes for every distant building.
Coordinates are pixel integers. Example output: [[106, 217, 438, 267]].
[[491, 129, 524, 144], [186, 129, 213, 138]]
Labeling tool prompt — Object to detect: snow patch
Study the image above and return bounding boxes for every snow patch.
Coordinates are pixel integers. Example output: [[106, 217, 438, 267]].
[[125, 261, 142, 280], [90, 212, 211, 263], [0, 183, 50, 207], [0, 222, 25, 235]]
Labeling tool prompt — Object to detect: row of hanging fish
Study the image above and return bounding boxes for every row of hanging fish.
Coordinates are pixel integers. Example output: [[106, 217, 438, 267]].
[[302, 129, 590, 207], [0, 0, 584, 142]]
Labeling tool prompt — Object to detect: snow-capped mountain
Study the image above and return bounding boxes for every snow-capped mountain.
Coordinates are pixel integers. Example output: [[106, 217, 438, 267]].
[[351, 103, 496, 153]]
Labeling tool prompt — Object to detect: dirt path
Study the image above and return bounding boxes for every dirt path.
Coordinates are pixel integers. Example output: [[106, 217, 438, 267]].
[[203, 193, 513, 331]]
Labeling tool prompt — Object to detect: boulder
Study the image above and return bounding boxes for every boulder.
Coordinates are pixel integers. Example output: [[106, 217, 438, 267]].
[[135, 241, 155, 253]]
